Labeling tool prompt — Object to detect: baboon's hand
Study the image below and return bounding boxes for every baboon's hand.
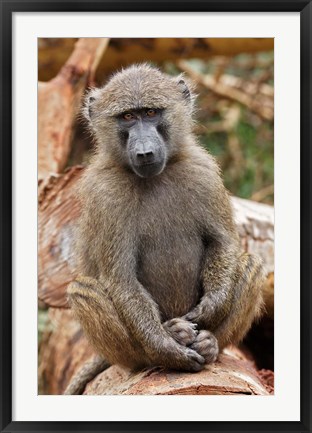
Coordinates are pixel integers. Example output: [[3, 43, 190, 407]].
[[190, 330, 219, 364], [183, 301, 209, 328], [163, 318, 198, 347], [158, 337, 205, 372]]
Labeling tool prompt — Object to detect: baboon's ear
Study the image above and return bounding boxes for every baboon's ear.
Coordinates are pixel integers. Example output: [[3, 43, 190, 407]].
[[88, 96, 96, 117], [83, 88, 100, 123], [177, 78, 191, 102], [176, 75, 196, 111]]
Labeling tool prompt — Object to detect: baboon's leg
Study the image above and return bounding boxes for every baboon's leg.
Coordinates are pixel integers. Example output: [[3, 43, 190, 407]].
[[67, 277, 151, 370], [214, 253, 265, 350], [68, 276, 205, 374]]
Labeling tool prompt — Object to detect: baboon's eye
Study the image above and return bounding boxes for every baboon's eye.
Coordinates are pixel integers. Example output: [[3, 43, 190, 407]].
[[123, 113, 135, 121], [146, 109, 157, 117]]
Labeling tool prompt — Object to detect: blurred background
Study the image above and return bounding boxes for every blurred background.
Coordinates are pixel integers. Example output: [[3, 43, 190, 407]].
[[38, 38, 274, 204], [38, 38, 274, 394]]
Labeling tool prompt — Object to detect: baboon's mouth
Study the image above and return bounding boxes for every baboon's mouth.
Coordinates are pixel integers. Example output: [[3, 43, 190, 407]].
[[132, 160, 165, 178], [137, 161, 157, 167]]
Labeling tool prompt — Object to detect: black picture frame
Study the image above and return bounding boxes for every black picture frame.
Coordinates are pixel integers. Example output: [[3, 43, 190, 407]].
[[1, 1, 311, 432]]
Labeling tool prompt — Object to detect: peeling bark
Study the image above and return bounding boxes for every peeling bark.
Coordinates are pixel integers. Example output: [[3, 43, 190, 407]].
[[84, 352, 269, 396], [38, 166, 83, 307], [38, 38, 109, 178], [39, 308, 94, 395], [38, 308, 271, 395]]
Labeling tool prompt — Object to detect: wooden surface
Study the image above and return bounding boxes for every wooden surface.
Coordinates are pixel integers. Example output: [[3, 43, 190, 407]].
[[39, 308, 94, 395], [39, 307, 271, 395], [84, 351, 269, 396], [38, 38, 109, 178], [38, 166, 83, 307]]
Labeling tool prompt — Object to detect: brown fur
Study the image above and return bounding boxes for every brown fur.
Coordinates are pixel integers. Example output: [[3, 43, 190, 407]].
[[66, 64, 265, 393]]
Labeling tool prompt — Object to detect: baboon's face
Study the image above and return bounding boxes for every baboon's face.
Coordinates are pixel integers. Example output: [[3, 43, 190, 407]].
[[117, 107, 167, 178], [85, 64, 194, 178]]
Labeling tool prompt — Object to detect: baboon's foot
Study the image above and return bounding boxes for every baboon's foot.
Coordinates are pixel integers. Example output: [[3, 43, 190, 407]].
[[190, 330, 219, 364]]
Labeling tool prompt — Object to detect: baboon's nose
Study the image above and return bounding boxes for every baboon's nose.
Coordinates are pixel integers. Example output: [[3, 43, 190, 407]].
[[136, 150, 154, 164]]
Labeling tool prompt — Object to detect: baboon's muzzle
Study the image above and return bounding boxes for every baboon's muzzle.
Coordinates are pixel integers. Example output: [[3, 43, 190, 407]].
[[128, 122, 167, 178]]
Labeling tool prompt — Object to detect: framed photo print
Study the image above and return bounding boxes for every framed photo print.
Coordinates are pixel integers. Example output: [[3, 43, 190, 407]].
[[1, 1, 311, 432]]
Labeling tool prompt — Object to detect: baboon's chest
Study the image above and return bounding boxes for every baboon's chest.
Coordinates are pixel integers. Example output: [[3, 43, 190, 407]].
[[137, 193, 204, 320]]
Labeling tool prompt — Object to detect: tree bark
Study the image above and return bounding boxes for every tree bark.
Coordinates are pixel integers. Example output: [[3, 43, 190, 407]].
[[39, 308, 94, 395], [84, 353, 269, 396], [38, 166, 83, 307], [39, 308, 271, 395], [38, 38, 109, 179]]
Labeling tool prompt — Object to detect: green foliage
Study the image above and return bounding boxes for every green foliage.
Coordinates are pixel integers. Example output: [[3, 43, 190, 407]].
[[202, 112, 274, 204], [165, 52, 274, 204]]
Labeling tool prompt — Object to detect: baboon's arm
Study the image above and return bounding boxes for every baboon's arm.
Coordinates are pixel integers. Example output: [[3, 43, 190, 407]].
[[102, 275, 170, 347], [69, 276, 206, 372], [185, 238, 238, 330]]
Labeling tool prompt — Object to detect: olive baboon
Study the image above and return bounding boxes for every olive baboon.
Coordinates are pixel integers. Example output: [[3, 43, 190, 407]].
[[66, 64, 265, 394]]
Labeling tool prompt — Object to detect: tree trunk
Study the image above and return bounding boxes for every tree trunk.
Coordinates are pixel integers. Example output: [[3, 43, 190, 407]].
[[84, 353, 270, 396], [39, 308, 272, 396], [38, 38, 109, 179]]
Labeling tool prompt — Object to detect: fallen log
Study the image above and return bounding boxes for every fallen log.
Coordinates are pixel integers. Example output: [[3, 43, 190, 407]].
[[39, 308, 94, 395], [38, 308, 270, 395], [38, 166, 83, 308], [84, 353, 269, 396], [38, 166, 274, 315]]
